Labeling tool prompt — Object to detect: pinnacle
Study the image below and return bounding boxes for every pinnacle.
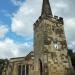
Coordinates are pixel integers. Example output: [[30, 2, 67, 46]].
[[41, 0, 52, 17]]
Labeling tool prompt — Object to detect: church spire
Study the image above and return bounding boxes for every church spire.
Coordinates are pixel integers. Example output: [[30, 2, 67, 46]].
[[41, 0, 52, 17]]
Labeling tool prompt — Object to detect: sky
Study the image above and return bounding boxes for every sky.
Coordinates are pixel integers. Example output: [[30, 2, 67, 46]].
[[0, 0, 75, 59]]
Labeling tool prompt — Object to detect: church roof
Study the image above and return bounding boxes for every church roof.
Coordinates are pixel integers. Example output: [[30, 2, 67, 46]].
[[9, 51, 34, 62]]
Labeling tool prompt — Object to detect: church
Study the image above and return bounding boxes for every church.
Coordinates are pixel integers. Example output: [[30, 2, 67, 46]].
[[1, 0, 75, 75]]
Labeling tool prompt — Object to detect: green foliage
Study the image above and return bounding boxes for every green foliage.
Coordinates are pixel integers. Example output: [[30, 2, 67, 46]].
[[68, 49, 73, 56], [68, 49, 75, 69], [0, 59, 9, 75], [0, 59, 5, 64], [71, 53, 75, 69]]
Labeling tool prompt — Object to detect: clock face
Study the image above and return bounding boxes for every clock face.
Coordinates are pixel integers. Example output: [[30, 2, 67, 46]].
[[54, 42, 62, 49], [53, 38, 62, 49], [54, 43, 59, 49]]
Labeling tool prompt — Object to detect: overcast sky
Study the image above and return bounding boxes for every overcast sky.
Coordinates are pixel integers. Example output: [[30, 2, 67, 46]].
[[0, 0, 75, 59]]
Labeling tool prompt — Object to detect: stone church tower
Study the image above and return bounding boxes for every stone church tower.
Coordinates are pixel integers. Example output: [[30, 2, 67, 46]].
[[34, 0, 74, 75]]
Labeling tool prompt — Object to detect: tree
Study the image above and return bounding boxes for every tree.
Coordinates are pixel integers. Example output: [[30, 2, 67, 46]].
[[0, 59, 9, 75], [71, 53, 75, 69], [68, 49, 75, 69]]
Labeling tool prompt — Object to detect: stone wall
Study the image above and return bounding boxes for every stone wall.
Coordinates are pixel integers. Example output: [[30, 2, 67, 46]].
[[34, 15, 74, 75]]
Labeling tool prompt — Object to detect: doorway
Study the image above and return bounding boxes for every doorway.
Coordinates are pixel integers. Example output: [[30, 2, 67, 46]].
[[39, 59, 42, 75]]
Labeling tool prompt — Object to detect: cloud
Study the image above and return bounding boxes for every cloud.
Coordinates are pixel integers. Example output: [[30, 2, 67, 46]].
[[11, 0, 42, 37], [0, 25, 8, 38], [11, 0, 75, 52], [64, 18, 75, 51], [0, 0, 75, 59], [0, 38, 33, 59], [11, 0, 24, 6], [50, 0, 75, 51]]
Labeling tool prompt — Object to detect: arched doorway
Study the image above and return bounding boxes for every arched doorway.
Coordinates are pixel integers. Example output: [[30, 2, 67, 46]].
[[39, 59, 42, 75]]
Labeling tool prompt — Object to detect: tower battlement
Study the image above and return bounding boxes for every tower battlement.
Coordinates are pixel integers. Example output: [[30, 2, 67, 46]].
[[53, 16, 64, 24], [34, 15, 64, 29]]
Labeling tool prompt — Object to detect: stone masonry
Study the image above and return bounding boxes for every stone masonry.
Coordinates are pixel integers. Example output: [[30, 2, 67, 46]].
[[1, 0, 75, 75], [34, 0, 74, 75]]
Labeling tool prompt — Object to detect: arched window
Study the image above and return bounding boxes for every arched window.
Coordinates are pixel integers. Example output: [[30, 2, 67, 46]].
[[26, 64, 29, 75], [18, 65, 21, 75], [22, 65, 25, 75]]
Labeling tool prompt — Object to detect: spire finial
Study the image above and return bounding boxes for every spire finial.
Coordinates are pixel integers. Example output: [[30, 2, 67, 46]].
[[41, 0, 52, 17]]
